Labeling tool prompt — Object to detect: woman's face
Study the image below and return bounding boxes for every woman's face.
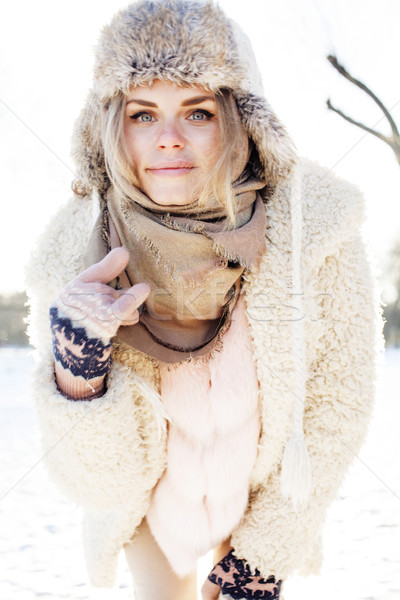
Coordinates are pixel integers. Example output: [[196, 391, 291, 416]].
[[123, 80, 220, 206]]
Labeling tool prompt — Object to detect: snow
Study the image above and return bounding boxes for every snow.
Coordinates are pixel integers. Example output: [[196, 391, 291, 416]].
[[0, 347, 399, 600]]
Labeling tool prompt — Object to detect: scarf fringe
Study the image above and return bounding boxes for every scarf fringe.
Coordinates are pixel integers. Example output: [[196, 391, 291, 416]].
[[162, 321, 227, 372], [211, 241, 255, 272], [162, 214, 258, 273]]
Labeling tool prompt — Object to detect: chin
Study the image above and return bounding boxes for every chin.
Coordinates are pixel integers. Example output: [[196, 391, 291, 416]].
[[149, 188, 193, 207]]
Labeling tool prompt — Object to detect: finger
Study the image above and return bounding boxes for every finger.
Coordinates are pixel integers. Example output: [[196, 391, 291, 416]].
[[63, 281, 121, 302], [119, 310, 140, 327], [111, 282, 150, 321], [76, 247, 130, 284], [58, 284, 121, 320]]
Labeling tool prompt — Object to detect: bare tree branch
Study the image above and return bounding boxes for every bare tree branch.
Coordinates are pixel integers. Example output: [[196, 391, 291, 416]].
[[326, 55, 400, 165], [326, 99, 393, 146], [327, 55, 399, 137]]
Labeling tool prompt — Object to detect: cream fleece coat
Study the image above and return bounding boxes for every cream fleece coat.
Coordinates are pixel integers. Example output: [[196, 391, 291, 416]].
[[25, 156, 382, 587], [25, 0, 383, 588]]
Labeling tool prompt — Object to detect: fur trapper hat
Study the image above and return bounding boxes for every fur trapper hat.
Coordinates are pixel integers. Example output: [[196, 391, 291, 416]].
[[71, 0, 297, 198]]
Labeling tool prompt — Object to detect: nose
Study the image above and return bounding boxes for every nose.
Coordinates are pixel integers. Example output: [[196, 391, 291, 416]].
[[157, 120, 185, 150]]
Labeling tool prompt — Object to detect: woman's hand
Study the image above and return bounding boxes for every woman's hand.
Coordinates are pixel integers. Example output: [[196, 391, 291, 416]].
[[50, 247, 150, 399], [202, 550, 282, 600]]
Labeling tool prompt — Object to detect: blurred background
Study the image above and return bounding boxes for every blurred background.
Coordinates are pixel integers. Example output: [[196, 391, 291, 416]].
[[1, 1, 399, 599]]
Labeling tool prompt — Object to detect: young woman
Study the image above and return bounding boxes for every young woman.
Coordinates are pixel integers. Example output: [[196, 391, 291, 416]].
[[25, 1, 382, 599]]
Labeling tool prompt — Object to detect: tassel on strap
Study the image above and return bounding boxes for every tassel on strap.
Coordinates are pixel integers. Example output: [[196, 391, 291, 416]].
[[280, 164, 312, 510], [281, 433, 312, 510]]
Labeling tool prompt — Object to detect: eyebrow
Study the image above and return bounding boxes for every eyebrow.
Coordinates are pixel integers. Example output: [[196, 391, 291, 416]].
[[126, 95, 215, 107]]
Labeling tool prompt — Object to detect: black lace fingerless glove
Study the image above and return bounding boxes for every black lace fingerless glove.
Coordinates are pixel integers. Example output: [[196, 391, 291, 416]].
[[208, 550, 282, 600]]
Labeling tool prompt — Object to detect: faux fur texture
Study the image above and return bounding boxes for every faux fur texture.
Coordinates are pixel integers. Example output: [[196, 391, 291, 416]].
[[146, 295, 260, 576], [71, 0, 297, 198], [25, 156, 383, 586]]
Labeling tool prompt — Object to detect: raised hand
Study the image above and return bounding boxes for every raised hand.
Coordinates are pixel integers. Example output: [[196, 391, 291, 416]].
[[49, 247, 150, 399]]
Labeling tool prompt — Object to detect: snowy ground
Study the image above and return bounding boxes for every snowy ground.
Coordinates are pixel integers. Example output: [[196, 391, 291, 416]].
[[0, 347, 399, 600]]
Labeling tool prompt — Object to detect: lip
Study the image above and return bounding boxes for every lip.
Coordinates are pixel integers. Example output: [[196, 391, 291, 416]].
[[148, 168, 194, 177], [147, 161, 195, 176]]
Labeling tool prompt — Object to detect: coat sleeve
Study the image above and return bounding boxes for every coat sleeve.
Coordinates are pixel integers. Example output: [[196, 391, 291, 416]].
[[230, 226, 383, 580], [25, 199, 166, 512]]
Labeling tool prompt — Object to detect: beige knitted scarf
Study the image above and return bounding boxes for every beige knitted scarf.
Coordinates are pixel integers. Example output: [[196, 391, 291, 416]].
[[83, 168, 267, 363]]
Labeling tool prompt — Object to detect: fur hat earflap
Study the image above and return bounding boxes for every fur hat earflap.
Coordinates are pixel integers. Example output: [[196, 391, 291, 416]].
[[71, 0, 297, 197]]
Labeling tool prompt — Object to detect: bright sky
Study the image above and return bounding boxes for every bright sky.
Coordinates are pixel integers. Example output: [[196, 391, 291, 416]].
[[1, 0, 400, 295]]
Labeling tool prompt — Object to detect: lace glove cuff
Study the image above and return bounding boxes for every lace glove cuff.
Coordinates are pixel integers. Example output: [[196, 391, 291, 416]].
[[207, 550, 282, 600], [49, 305, 112, 392], [50, 305, 111, 400]]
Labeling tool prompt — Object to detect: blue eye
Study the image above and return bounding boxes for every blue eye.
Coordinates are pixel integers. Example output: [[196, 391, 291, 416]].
[[190, 110, 214, 121], [192, 111, 205, 120], [130, 111, 154, 122]]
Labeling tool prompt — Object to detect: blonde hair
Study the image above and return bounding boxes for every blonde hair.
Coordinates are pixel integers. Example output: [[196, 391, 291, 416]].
[[100, 87, 248, 226]]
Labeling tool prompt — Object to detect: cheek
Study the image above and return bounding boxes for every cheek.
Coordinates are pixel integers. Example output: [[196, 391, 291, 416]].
[[123, 125, 142, 167], [193, 125, 220, 163]]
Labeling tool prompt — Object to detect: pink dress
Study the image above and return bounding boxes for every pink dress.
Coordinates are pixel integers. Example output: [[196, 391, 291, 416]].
[[146, 295, 261, 576]]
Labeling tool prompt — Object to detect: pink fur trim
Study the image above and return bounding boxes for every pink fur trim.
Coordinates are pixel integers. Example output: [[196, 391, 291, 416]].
[[146, 296, 261, 576]]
